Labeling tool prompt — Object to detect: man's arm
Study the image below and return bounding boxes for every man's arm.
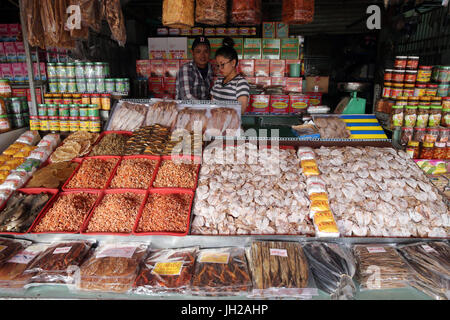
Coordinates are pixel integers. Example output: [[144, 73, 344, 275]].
[[176, 65, 196, 100]]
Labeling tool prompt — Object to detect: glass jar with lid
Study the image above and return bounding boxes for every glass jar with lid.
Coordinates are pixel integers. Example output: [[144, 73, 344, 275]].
[[394, 56, 408, 69], [382, 85, 392, 99], [406, 140, 419, 159], [392, 70, 405, 82], [437, 66, 450, 83], [94, 63, 105, 78], [391, 83, 404, 98], [420, 142, 434, 159], [425, 127, 440, 143], [408, 96, 419, 106], [426, 84, 438, 96], [430, 96, 442, 106], [403, 83, 415, 97], [406, 56, 419, 70], [75, 62, 85, 79], [404, 106, 417, 127], [433, 142, 446, 159], [384, 69, 394, 81], [414, 84, 427, 97], [56, 63, 67, 79], [84, 62, 95, 79], [391, 105, 404, 129], [438, 127, 449, 143], [105, 79, 115, 93], [416, 105, 430, 128], [428, 105, 442, 127], [417, 66, 433, 83], [437, 84, 449, 97], [442, 107, 450, 127], [413, 127, 426, 142], [404, 70, 417, 83], [47, 63, 57, 80], [419, 96, 431, 106], [395, 96, 408, 106], [66, 63, 76, 79], [400, 127, 414, 146]]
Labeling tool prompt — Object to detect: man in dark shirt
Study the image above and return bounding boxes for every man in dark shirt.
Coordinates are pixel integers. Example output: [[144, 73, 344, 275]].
[[176, 36, 214, 100]]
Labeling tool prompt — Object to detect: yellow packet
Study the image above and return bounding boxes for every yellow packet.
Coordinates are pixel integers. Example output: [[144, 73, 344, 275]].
[[0, 164, 13, 171], [9, 143, 27, 150], [313, 210, 335, 224], [2, 148, 20, 156], [13, 150, 31, 158], [309, 192, 329, 202], [301, 159, 317, 168], [301, 159, 320, 176], [310, 199, 331, 212], [20, 145, 37, 152], [0, 170, 9, 180], [0, 155, 11, 162], [316, 220, 339, 233]]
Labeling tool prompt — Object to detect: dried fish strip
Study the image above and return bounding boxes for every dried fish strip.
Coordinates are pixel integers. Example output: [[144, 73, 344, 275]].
[[144, 101, 179, 128], [0, 237, 31, 266], [191, 247, 251, 296], [195, 0, 227, 25], [90, 133, 129, 156]]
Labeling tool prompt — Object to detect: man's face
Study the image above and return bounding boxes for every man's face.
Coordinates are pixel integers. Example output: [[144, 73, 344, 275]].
[[192, 44, 210, 68]]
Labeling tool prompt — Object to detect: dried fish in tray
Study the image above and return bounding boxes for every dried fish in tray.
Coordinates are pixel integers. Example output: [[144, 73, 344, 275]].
[[303, 242, 356, 299], [248, 241, 314, 299], [0, 237, 31, 265], [353, 244, 411, 291], [397, 241, 450, 300], [191, 247, 252, 296]]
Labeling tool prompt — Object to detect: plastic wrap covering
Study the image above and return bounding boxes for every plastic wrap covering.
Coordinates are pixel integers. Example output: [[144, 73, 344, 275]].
[[174, 108, 207, 133], [195, 0, 227, 26], [0, 237, 31, 265], [353, 244, 411, 291], [230, 0, 262, 25], [205, 107, 241, 137], [162, 0, 195, 29], [134, 247, 198, 295], [24, 240, 95, 286], [397, 242, 450, 300], [75, 242, 149, 293], [144, 101, 179, 128], [303, 242, 356, 300], [191, 247, 252, 296], [282, 0, 315, 25], [248, 241, 316, 299], [22, 0, 45, 49], [40, 0, 75, 49], [108, 101, 148, 131], [105, 0, 127, 47]]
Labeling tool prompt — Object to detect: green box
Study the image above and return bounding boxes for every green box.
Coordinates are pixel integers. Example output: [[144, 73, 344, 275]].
[[244, 38, 262, 59], [187, 38, 195, 59], [276, 23, 289, 38], [232, 38, 244, 60], [209, 37, 223, 58], [262, 39, 280, 60], [262, 22, 276, 38], [280, 38, 299, 60]]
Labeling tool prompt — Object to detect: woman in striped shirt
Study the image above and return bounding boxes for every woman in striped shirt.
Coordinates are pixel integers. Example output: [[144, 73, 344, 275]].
[[210, 38, 250, 114]]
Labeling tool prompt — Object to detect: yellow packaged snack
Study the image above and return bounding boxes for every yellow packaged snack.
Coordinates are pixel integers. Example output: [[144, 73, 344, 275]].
[[0, 155, 11, 162], [19, 145, 37, 152], [309, 192, 329, 202], [0, 164, 13, 171], [313, 210, 335, 224], [0, 170, 9, 180], [0, 178, 5, 185], [316, 220, 339, 233], [2, 148, 20, 156], [13, 150, 31, 158], [301, 159, 317, 168], [310, 199, 331, 213], [301, 159, 320, 176]]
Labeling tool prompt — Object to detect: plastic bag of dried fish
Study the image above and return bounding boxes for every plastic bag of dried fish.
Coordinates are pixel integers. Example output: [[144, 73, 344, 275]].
[[108, 101, 148, 131], [303, 242, 356, 299], [353, 244, 411, 291], [397, 242, 450, 300], [191, 247, 252, 296], [0, 237, 32, 266], [247, 241, 318, 299]]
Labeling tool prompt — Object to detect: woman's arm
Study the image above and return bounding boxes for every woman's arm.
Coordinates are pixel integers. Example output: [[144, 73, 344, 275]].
[[237, 95, 249, 114]]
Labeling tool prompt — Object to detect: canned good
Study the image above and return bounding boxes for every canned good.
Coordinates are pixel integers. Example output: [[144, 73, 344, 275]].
[[86, 79, 96, 92], [391, 83, 404, 98], [53, 95, 63, 105], [75, 62, 85, 79], [67, 79, 77, 93], [406, 56, 419, 70], [84, 63, 95, 79], [38, 104, 47, 116], [62, 94, 72, 105], [115, 79, 126, 93], [39, 116, 49, 132], [419, 96, 431, 106], [29, 116, 40, 131], [417, 66, 433, 83], [443, 97, 450, 109], [59, 105, 70, 117], [426, 84, 438, 97], [47, 104, 58, 117], [384, 70, 394, 81], [437, 84, 449, 97], [66, 63, 76, 79], [47, 63, 57, 79], [404, 70, 417, 83], [88, 105, 100, 117], [428, 105, 442, 127], [58, 79, 68, 93], [49, 82, 59, 93], [382, 86, 392, 98], [12, 114, 25, 128], [431, 97, 442, 106], [437, 66, 450, 83], [56, 63, 67, 79], [101, 94, 111, 110], [100, 110, 109, 121], [408, 96, 419, 106], [59, 117, 70, 132], [82, 94, 91, 104], [414, 84, 427, 97], [403, 84, 415, 97], [69, 104, 79, 117], [395, 96, 408, 106], [105, 79, 115, 92], [79, 105, 89, 117], [44, 94, 54, 104], [72, 94, 82, 104], [10, 98, 21, 114], [95, 78, 105, 93], [69, 117, 80, 132], [79, 118, 90, 132], [89, 117, 101, 133], [77, 79, 87, 93], [95, 63, 105, 78], [394, 56, 407, 69], [90, 94, 101, 106], [49, 116, 60, 132]]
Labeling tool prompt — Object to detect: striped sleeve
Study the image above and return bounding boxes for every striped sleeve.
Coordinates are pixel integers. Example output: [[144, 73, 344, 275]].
[[176, 63, 195, 100], [235, 77, 250, 98]]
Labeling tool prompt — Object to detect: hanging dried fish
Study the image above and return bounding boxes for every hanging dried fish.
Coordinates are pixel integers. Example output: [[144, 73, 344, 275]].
[[22, 0, 45, 49], [105, 0, 127, 46]]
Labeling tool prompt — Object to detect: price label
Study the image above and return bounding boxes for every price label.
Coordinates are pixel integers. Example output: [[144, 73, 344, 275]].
[[53, 247, 72, 255], [270, 249, 288, 257], [152, 262, 183, 276], [422, 245, 437, 253], [96, 245, 137, 259], [199, 252, 230, 264], [366, 247, 386, 254]]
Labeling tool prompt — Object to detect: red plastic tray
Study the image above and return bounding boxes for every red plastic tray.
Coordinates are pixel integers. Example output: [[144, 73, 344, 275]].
[[80, 189, 148, 236], [61, 156, 121, 192], [87, 131, 133, 157], [133, 188, 195, 237], [152, 155, 201, 190], [107, 155, 161, 190], [0, 188, 59, 235], [29, 190, 102, 234]]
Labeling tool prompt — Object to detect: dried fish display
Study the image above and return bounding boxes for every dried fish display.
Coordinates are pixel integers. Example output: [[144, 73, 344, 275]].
[[191, 143, 314, 235], [315, 147, 449, 237], [90, 133, 129, 156], [163, 131, 203, 156], [108, 102, 148, 131], [205, 108, 241, 137], [26, 162, 79, 188], [175, 108, 207, 133], [248, 241, 310, 298], [303, 242, 356, 299], [191, 247, 251, 296], [0, 237, 31, 265], [353, 244, 410, 290], [134, 247, 197, 295], [76, 242, 148, 293], [0, 192, 51, 233], [313, 116, 351, 139], [195, 0, 227, 25], [144, 101, 179, 128], [25, 240, 94, 285], [105, 0, 127, 46], [162, 0, 195, 28], [230, 0, 262, 25], [124, 125, 171, 155], [397, 242, 450, 300]]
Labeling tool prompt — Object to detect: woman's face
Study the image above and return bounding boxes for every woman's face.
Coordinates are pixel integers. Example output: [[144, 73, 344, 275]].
[[216, 55, 236, 77]]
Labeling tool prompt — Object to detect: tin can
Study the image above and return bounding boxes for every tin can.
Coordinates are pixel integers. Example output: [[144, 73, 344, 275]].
[[404, 70, 417, 83], [39, 116, 50, 132], [426, 84, 438, 97], [95, 63, 105, 78], [69, 104, 79, 117], [29, 116, 40, 131], [95, 78, 105, 93], [79, 105, 89, 117], [38, 104, 47, 116], [392, 70, 405, 82], [391, 83, 404, 98], [408, 96, 419, 106], [414, 84, 427, 97], [88, 105, 100, 117], [47, 104, 58, 117], [59, 117, 70, 132], [63, 94, 73, 105], [403, 84, 415, 97], [86, 79, 96, 92], [44, 94, 54, 104], [10, 97, 21, 114], [115, 79, 126, 93], [49, 82, 59, 93], [101, 94, 111, 110], [69, 117, 80, 132], [417, 66, 433, 83], [72, 94, 82, 104], [66, 63, 76, 79], [56, 63, 67, 79], [53, 95, 62, 105], [84, 63, 95, 79], [82, 94, 91, 105], [438, 66, 450, 83], [47, 63, 57, 79], [406, 56, 419, 70], [105, 79, 115, 92], [438, 84, 449, 97], [75, 62, 85, 79], [90, 94, 101, 106], [67, 79, 77, 93], [89, 117, 101, 133], [58, 79, 68, 93], [394, 56, 407, 69], [382, 86, 392, 98], [79, 117, 90, 132], [384, 70, 394, 81], [49, 116, 60, 132], [59, 105, 70, 117], [431, 97, 442, 106], [77, 79, 87, 92]]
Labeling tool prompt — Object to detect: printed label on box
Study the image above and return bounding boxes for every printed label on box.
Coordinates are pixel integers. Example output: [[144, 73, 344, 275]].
[[232, 38, 243, 60], [263, 22, 276, 38], [149, 77, 164, 94], [152, 262, 183, 276], [290, 95, 309, 113], [157, 28, 168, 36], [307, 93, 322, 106], [254, 59, 270, 77], [246, 76, 257, 85], [256, 77, 271, 87], [276, 23, 289, 38], [238, 59, 254, 77], [281, 38, 299, 60], [96, 245, 137, 259], [164, 77, 177, 94], [250, 95, 270, 113], [270, 60, 286, 77], [168, 37, 187, 59], [148, 38, 168, 59], [270, 248, 288, 257], [270, 95, 290, 113], [191, 28, 203, 36], [286, 78, 302, 93], [179, 28, 191, 36], [243, 38, 262, 59], [271, 77, 286, 87], [53, 247, 72, 255], [209, 38, 223, 58], [262, 39, 280, 60], [199, 252, 230, 264], [150, 60, 165, 77], [227, 28, 239, 36], [164, 60, 180, 78], [366, 247, 386, 254], [136, 60, 151, 78], [204, 28, 216, 36], [169, 28, 180, 36]]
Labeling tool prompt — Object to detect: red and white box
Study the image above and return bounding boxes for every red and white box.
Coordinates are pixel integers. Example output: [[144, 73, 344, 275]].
[[256, 77, 271, 88], [284, 59, 301, 77], [306, 93, 323, 106], [164, 59, 180, 78], [12, 62, 25, 81], [4, 42, 16, 62], [136, 60, 151, 78], [164, 77, 177, 95], [246, 76, 257, 85], [249, 95, 270, 113], [148, 38, 168, 59], [150, 60, 165, 77], [254, 59, 270, 77], [270, 77, 286, 87], [289, 95, 309, 114], [238, 59, 254, 77], [15, 42, 25, 62], [286, 78, 303, 93], [270, 60, 286, 77], [0, 43, 5, 62], [148, 77, 164, 94], [26, 88, 42, 104], [270, 95, 290, 114], [0, 63, 13, 79]]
